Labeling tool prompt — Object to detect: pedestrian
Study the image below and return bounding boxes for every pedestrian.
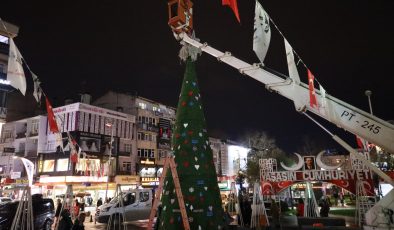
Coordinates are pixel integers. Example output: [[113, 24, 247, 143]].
[[58, 209, 73, 230], [339, 192, 345, 207], [270, 199, 280, 230], [297, 198, 304, 217], [241, 195, 252, 227], [319, 197, 330, 217], [55, 199, 63, 228], [332, 186, 339, 206], [96, 197, 103, 207], [72, 213, 86, 230], [73, 199, 80, 218]]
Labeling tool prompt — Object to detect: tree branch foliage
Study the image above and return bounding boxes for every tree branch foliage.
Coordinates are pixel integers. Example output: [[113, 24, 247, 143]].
[[239, 131, 294, 184]]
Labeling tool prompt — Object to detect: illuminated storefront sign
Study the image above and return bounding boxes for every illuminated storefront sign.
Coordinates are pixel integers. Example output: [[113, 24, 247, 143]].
[[141, 177, 159, 186], [39, 176, 108, 184], [140, 158, 155, 165], [115, 175, 139, 184]]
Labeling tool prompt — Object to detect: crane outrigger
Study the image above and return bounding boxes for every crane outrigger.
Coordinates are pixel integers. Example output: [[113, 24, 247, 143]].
[[166, 0, 394, 228]]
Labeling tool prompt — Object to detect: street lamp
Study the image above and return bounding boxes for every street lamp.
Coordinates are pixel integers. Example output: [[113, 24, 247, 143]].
[[104, 121, 114, 202], [13, 156, 34, 187], [365, 90, 373, 115]]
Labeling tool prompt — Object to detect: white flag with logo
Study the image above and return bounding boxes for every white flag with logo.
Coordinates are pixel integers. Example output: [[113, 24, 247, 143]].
[[20, 158, 35, 187], [284, 39, 300, 83], [7, 38, 26, 95], [31, 72, 43, 103], [253, 0, 271, 63]]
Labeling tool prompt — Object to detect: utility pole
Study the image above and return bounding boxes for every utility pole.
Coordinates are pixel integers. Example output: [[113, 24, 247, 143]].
[[365, 90, 373, 115], [105, 121, 114, 202]]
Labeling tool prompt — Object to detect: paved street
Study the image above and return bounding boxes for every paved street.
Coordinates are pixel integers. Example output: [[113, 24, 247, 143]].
[[84, 217, 150, 230]]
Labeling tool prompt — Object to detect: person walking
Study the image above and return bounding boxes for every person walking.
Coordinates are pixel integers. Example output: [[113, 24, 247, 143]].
[[270, 199, 280, 230], [72, 213, 86, 230], [73, 199, 80, 218], [297, 198, 304, 217], [319, 197, 331, 217], [58, 209, 73, 230], [96, 197, 103, 207], [54, 199, 63, 228]]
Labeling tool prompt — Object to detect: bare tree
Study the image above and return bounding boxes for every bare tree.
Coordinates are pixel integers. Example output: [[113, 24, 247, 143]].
[[239, 131, 293, 184]]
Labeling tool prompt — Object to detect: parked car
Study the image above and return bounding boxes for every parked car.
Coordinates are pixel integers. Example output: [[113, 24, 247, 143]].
[[0, 197, 12, 203], [96, 189, 152, 224], [0, 194, 54, 230]]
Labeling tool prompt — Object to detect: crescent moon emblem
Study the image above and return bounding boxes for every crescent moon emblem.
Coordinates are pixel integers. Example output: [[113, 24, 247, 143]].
[[362, 181, 371, 191], [280, 153, 304, 171], [316, 151, 343, 170], [262, 182, 274, 192], [278, 181, 289, 189], [341, 181, 349, 187]]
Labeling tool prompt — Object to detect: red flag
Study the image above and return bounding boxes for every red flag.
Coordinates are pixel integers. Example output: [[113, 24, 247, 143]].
[[222, 0, 240, 23], [356, 135, 370, 152], [45, 97, 59, 133], [307, 69, 318, 108]]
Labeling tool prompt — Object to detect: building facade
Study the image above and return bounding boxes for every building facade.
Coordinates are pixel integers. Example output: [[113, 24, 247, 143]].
[[0, 102, 137, 198], [93, 91, 176, 188]]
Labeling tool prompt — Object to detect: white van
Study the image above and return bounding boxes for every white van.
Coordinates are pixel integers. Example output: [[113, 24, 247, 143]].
[[95, 189, 152, 223]]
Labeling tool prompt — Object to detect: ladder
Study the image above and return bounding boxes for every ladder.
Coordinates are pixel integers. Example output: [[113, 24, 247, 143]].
[[304, 182, 319, 217], [250, 182, 269, 228], [147, 156, 190, 230], [107, 184, 126, 230], [355, 181, 376, 227], [11, 186, 34, 230]]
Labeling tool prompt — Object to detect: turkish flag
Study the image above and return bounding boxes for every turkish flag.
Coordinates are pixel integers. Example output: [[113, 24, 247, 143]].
[[222, 0, 240, 23], [307, 69, 318, 108], [45, 97, 59, 133]]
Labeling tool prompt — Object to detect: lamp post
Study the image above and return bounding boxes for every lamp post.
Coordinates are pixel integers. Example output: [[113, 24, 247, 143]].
[[104, 121, 114, 202], [365, 90, 373, 115]]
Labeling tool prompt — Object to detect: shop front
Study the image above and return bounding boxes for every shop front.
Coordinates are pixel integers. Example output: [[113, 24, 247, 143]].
[[38, 175, 113, 208]]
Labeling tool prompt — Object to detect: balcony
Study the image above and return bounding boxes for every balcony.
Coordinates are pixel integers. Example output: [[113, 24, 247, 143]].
[[137, 123, 159, 132], [16, 132, 26, 139], [117, 171, 132, 175], [118, 151, 131, 157]]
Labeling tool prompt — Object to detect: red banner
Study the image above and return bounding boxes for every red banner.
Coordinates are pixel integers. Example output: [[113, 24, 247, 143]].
[[261, 170, 375, 195]]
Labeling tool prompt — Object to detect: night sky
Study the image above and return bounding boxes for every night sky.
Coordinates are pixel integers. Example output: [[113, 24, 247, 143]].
[[2, 1, 394, 153]]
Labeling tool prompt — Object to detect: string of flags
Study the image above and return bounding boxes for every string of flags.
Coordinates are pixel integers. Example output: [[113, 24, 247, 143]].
[[1, 18, 89, 172], [250, 0, 327, 110]]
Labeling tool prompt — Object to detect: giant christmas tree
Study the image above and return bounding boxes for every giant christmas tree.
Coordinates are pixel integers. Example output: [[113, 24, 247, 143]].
[[158, 58, 224, 230]]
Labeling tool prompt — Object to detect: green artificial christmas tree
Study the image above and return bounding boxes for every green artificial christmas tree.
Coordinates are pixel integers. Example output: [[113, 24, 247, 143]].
[[158, 58, 225, 230]]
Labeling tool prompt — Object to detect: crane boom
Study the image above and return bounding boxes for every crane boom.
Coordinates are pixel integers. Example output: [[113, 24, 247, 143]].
[[179, 33, 394, 153]]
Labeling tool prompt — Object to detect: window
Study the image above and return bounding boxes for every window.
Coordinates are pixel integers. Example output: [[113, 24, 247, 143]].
[[0, 35, 8, 44], [139, 192, 150, 202], [56, 159, 69, 171], [43, 160, 55, 172], [137, 148, 155, 158], [138, 102, 146, 110], [152, 106, 157, 112], [124, 144, 132, 153], [138, 116, 143, 123], [31, 120, 39, 135], [123, 192, 136, 206], [0, 64, 4, 74], [122, 162, 132, 171], [159, 150, 167, 158], [137, 132, 142, 140]]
